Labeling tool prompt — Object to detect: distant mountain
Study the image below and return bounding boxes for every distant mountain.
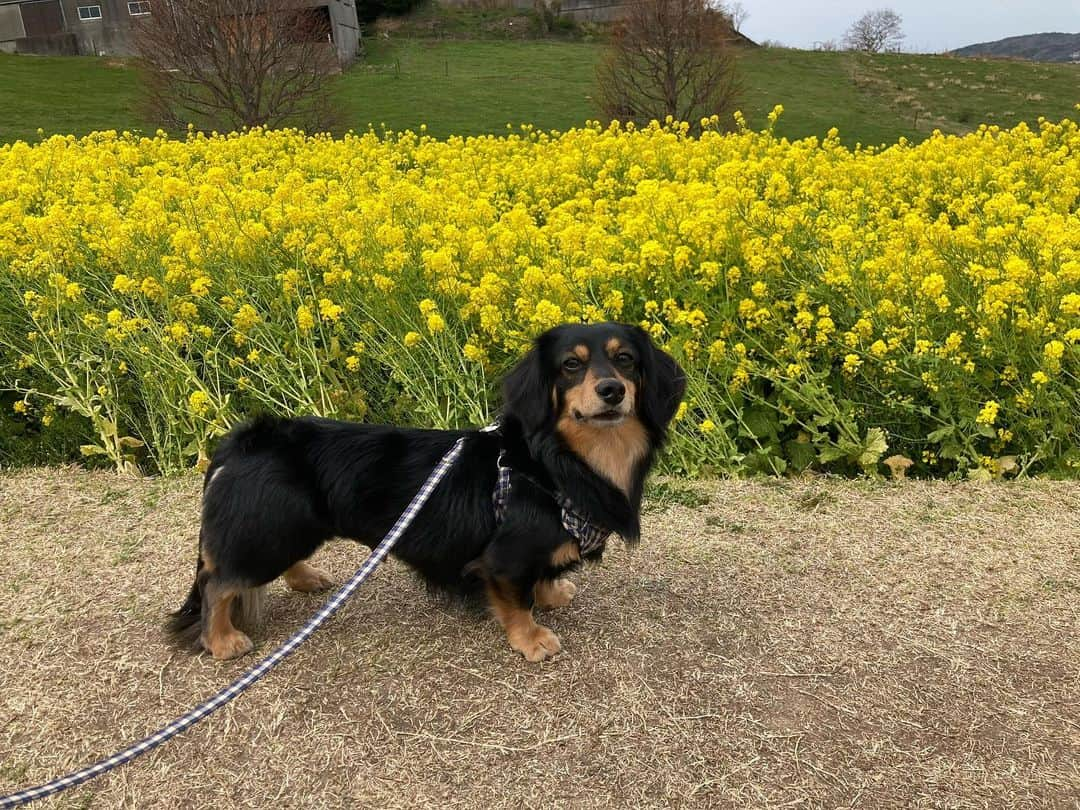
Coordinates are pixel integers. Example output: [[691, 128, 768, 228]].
[[951, 32, 1080, 63]]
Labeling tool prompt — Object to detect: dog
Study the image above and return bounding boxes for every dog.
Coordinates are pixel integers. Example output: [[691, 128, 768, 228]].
[[168, 322, 686, 662]]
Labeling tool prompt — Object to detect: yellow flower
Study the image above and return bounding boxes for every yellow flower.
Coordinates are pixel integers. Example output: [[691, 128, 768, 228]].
[[13, 400, 28, 415], [296, 304, 315, 332], [427, 313, 446, 334], [699, 419, 716, 434], [319, 298, 343, 322], [188, 390, 211, 417], [167, 322, 190, 342], [976, 401, 999, 425], [919, 274, 946, 299], [403, 331, 422, 348], [233, 304, 261, 332], [112, 274, 136, 294], [140, 278, 163, 299], [190, 276, 212, 297]]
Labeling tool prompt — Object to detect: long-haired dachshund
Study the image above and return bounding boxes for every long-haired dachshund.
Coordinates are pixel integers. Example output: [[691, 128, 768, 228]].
[[169, 322, 686, 662]]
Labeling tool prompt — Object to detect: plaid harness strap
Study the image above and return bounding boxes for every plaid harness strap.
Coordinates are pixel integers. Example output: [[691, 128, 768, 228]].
[[492, 451, 611, 556]]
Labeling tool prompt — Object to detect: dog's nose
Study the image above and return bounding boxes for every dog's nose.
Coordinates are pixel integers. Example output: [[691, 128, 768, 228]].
[[595, 379, 625, 405]]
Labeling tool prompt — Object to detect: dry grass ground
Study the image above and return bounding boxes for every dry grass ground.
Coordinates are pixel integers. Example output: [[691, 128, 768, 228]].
[[1, 468, 1078, 808]]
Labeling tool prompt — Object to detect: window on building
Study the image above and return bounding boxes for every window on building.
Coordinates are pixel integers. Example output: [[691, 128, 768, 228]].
[[77, 5, 102, 20], [127, 1, 151, 15]]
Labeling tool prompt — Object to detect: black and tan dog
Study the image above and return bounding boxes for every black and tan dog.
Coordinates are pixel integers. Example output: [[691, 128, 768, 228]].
[[168, 322, 686, 662]]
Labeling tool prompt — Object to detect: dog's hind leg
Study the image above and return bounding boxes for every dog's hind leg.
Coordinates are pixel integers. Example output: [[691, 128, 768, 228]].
[[282, 559, 335, 593], [200, 576, 256, 660]]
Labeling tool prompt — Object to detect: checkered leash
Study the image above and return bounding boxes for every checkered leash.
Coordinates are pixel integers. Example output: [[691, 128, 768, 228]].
[[0, 435, 470, 808]]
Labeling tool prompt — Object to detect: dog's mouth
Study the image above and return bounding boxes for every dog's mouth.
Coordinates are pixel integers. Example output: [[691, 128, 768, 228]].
[[573, 408, 626, 426]]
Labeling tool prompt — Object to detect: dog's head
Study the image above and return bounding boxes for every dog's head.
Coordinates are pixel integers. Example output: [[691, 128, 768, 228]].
[[502, 322, 687, 441]]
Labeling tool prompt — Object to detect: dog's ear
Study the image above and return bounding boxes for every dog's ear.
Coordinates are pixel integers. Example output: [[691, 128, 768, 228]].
[[501, 346, 552, 435], [634, 327, 687, 435]]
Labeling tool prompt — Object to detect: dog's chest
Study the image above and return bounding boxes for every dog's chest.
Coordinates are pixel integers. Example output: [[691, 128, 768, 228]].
[[573, 420, 649, 496]]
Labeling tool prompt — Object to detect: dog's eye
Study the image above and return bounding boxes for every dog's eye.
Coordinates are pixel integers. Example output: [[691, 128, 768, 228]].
[[562, 357, 583, 372], [615, 352, 635, 366]]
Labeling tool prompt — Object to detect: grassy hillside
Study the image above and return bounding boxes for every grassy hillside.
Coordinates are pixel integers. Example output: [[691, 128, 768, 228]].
[[1, 40, 1078, 146], [342, 39, 599, 137], [0, 54, 149, 144], [348, 42, 1080, 144]]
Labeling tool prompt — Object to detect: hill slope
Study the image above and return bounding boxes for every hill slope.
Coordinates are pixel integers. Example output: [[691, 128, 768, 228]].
[[348, 42, 1080, 144], [1, 43, 1079, 146], [952, 32, 1080, 63]]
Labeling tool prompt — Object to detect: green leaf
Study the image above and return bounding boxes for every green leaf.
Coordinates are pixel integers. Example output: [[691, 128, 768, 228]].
[[118, 436, 144, 448], [926, 425, 954, 443], [741, 406, 779, 440], [745, 446, 786, 475], [56, 396, 91, 417], [80, 444, 108, 457], [976, 424, 997, 439], [939, 441, 965, 460], [785, 438, 817, 471], [818, 445, 847, 464], [858, 427, 889, 469]]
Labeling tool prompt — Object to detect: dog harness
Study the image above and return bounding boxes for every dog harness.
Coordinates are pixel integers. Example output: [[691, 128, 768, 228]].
[[492, 451, 611, 556]]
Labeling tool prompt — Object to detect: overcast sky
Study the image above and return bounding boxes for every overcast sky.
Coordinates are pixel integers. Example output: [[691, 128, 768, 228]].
[[736, 1, 1080, 53]]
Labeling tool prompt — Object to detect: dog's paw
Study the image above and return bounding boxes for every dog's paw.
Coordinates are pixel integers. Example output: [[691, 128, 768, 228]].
[[204, 630, 254, 660], [510, 624, 561, 662], [535, 578, 577, 609], [283, 562, 335, 593]]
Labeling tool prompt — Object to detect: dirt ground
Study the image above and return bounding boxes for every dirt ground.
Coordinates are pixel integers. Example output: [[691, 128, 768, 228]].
[[1, 468, 1078, 809]]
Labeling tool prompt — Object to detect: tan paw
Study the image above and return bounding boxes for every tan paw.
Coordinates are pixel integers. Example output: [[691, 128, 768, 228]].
[[535, 578, 577, 609], [510, 624, 562, 662], [204, 629, 254, 660], [283, 562, 334, 593]]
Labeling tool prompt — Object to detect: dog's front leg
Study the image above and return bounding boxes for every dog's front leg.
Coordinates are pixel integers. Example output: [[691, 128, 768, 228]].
[[476, 531, 562, 662], [485, 576, 561, 662]]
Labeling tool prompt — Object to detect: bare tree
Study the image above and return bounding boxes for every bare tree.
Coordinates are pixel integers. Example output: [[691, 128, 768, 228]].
[[727, 1, 748, 33], [597, 0, 740, 130], [133, 0, 341, 132], [843, 8, 905, 53]]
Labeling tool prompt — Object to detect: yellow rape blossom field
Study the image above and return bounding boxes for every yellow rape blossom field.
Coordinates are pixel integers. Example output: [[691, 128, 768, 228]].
[[2, 112, 1080, 477]]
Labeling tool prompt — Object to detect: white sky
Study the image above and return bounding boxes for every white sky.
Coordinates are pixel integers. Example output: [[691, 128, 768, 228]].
[[736, 0, 1080, 53]]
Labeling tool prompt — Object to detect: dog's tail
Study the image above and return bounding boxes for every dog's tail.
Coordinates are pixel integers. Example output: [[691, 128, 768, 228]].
[[166, 553, 207, 646]]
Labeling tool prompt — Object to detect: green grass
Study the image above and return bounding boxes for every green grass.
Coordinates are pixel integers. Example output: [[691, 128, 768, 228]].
[[343, 43, 1080, 144], [1, 40, 1078, 146], [0, 54, 149, 144], [342, 39, 600, 137]]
